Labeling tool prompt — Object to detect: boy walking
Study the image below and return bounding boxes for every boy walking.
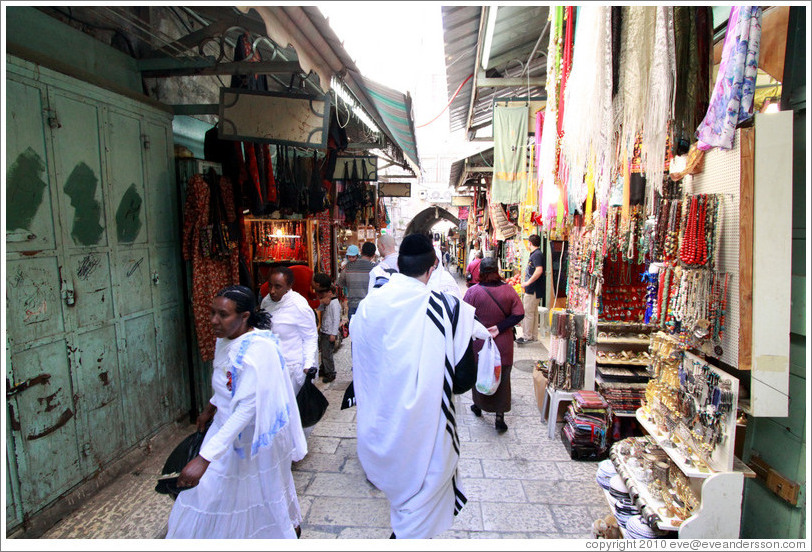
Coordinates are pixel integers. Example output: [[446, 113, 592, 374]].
[[317, 283, 341, 383]]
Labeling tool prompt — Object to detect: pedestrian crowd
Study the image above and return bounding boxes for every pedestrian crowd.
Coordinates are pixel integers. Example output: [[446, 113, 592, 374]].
[[166, 232, 543, 540]]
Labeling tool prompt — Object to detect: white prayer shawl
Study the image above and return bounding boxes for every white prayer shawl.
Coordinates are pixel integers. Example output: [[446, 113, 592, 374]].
[[367, 252, 400, 295], [260, 290, 318, 393], [350, 274, 475, 538]]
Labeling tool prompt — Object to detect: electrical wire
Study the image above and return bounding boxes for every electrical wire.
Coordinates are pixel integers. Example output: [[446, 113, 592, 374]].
[[415, 73, 473, 129]]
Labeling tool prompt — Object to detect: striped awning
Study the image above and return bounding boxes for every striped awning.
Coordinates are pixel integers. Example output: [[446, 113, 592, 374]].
[[352, 72, 421, 173]]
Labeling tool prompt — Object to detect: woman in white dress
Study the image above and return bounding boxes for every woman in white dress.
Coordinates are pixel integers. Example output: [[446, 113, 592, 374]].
[[166, 285, 307, 539]]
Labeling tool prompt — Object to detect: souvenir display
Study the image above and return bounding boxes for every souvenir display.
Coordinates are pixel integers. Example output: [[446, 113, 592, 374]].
[[562, 391, 613, 459], [549, 311, 588, 391]]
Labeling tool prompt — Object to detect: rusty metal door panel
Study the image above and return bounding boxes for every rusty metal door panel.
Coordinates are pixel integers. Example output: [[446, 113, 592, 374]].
[[69, 251, 114, 328], [72, 325, 126, 465], [120, 314, 164, 441], [7, 339, 82, 512], [5, 77, 58, 253], [143, 120, 177, 245], [158, 306, 189, 417], [6, 258, 66, 348], [113, 248, 154, 317], [6, 453, 22, 527], [49, 89, 108, 249], [107, 109, 147, 245]]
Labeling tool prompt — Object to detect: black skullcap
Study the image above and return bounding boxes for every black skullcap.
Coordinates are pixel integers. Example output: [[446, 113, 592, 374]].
[[399, 233, 434, 256]]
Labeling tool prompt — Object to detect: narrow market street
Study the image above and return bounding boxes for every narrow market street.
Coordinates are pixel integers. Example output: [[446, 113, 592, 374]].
[[41, 273, 610, 540]]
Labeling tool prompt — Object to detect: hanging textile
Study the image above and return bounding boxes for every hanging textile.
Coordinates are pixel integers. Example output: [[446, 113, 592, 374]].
[[673, 7, 714, 154], [555, 6, 576, 212], [695, 6, 762, 151], [561, 5, 614, 209], [642, 7, 676, 199], [491, 105, 529, 205], [537, 6, 565, 221], [614, 6, 658, 152]]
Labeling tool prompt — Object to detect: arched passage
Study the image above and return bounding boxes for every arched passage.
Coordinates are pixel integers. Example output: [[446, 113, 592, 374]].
[[403, 206, 460, 236]]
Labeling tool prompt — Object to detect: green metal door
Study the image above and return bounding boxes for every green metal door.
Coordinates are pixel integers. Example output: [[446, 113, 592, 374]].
[[5, 75, 85, 515], [6, 58, 185, 523]]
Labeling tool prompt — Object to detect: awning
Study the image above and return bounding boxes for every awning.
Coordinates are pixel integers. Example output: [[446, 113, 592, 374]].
[[352, 72, 420, 175]]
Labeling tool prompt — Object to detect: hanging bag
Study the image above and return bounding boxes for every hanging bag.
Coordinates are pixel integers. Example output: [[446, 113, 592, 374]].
[[154, 422, 210, 499], [475, 336, 502, 395], [296, 368, 329, 427]]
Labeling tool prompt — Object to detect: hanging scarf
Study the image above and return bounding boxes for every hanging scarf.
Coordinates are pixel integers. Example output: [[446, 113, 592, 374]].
[[615, 6, 658, 152], [695, 6, 762, 151], [561, 5, 614, 211], [673, 7, 714, 153], [537, 7, 564, 227], [642, 6, 676, 199]]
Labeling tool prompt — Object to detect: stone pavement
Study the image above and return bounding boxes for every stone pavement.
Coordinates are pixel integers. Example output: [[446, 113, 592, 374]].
[[40, 274, 611, 540]]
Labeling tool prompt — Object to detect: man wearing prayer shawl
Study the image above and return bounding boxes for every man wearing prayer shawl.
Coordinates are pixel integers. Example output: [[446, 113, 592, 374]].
[[350, 233, 490, 538]]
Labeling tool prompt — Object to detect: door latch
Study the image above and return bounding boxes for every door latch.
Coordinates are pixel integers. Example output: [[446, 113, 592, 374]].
[[47, 109, 61, 129], [152, 272, 159, 286]]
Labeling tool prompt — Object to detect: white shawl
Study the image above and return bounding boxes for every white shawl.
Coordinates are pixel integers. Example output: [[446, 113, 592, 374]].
[[350, 274, 477, 538]]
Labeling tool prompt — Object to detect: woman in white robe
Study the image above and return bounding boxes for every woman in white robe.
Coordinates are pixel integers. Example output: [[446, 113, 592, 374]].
[[166, 285, 307, 539]]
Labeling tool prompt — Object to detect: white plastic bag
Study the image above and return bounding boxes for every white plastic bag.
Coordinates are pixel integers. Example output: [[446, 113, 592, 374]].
[[475, 336, 502, 395]]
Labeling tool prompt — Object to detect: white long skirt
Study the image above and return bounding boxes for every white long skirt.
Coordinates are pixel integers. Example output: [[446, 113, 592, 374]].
[[166, 417, 301, 539]]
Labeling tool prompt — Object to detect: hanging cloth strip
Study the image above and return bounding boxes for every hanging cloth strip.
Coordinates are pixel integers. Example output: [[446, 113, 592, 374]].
[[491, 104, 529, 205], [695, 6, 762, 151]]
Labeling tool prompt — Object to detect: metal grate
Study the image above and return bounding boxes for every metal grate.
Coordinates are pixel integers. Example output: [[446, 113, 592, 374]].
[[684, 129, 741, 366]]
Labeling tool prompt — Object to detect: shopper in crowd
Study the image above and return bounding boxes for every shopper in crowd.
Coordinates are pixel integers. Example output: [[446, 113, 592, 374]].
[[316, 281, 341, 383], [367, 234, 399, 293], [260, 267, 318, 393], [167, 285, 307, 539], [337, 244, 374, 321], [429, 243, 462, 298], [258, 264, 319, 310], [463, 257, 525, 433], [350, 233, 490, 539], [360, 241, 377, 263], [466, 250, 484, 287], [517, 234, 544, 345]]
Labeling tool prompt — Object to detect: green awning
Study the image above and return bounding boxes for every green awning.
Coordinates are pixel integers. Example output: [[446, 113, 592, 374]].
[[351, 72, 420, 173]]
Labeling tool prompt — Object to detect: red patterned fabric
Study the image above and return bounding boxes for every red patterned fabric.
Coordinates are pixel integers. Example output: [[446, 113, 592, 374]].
[[182, 174, 240, 361]]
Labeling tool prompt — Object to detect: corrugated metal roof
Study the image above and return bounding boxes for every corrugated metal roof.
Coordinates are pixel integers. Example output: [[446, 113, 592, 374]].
[[448, 147, 494, 190], [442, 5, 550, 134]]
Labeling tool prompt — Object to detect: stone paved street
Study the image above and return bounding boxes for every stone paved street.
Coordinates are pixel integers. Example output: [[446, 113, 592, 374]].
[[41, 274, 611, 540]]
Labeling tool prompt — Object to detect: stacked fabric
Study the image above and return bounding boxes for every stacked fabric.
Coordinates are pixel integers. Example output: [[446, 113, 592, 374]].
[[596, 459, 617, 490], [597, 383, 647, 415], [562, 391, 613, 457]]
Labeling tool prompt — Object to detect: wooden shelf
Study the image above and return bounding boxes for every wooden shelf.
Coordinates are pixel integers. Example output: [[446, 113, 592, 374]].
[[596, 358, 650, 366], [597, 337, 651, 345], [636, 409, 714, 479]]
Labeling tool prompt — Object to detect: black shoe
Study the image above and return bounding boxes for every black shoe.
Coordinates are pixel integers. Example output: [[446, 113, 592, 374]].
[[322, 373, 336, 383], [470, 404, 482, 417], [495, 415, 508, 433], [515, 337, 536, 345]]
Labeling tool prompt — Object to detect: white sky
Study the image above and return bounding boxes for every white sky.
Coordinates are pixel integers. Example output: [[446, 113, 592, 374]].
[[319, 2, 489, 165]]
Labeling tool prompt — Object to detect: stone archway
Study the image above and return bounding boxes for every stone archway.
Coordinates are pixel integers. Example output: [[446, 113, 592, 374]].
[[404, 206, 460, 236]]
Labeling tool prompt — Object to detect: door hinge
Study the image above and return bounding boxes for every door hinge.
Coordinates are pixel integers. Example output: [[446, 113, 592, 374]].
[[162, 395, 170, 407], [47, 109, 61, 129], [142, 134, 151, 150]]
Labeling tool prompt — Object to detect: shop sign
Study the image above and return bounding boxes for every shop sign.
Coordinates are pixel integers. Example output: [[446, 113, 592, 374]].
[[452, 195, 473, 206], [378, 182, 411, 197], [218, 88, 330, 148]]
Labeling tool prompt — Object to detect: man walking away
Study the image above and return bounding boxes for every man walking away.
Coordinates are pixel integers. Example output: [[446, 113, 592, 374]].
[[367, 234, 399, 294], [517, 234, 544, 345], [337, 244, 374, 321], [350, 233, 489, 539], [360, 241, 377, 263]]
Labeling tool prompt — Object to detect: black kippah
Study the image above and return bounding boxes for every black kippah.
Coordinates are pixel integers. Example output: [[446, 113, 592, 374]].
[[399, 233, 434, 256]]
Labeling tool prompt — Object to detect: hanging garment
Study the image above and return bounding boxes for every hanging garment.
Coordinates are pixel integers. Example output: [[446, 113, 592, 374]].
[[695, 6, 762, 151], [181, 174, 240, 362], [642, 6, 676, 198], [561, 5, 615, 206], [492, 105, 529, 205], [673, 7, 714, 154]]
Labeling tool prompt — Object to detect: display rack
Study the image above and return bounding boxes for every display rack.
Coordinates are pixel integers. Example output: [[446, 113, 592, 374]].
[[243, 218, 318, 291], [601, 435, 751, 539]]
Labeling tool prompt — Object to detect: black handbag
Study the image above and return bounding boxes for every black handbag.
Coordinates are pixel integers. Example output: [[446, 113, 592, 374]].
[[296, 368, 329, 427], [154, 426, 209, 499], [340, 381, 356, 410]]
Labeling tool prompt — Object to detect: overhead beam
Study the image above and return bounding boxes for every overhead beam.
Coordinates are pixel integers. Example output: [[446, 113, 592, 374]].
[[476, 76, 546, 88], [139, 58, 302, 78], [172, 104, 219, 115]]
